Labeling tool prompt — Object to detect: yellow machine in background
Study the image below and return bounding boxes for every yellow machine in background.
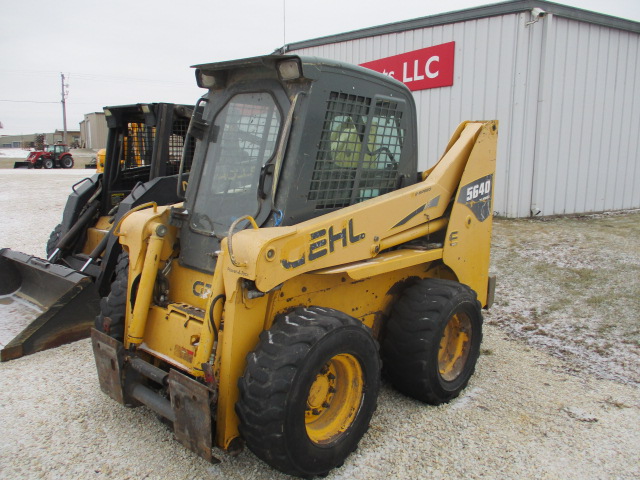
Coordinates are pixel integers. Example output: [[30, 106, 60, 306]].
[[94, 148, 106, 173], [92, 55, 497, 478]]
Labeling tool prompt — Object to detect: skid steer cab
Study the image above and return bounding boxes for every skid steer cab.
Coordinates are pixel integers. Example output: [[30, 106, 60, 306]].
[[92, 54, 497, 478]]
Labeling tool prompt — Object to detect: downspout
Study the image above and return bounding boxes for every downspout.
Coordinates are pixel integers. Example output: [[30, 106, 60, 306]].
[[529, 12, 553, 216]]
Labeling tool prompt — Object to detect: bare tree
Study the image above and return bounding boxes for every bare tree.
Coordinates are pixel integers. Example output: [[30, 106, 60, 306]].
[[35, 134, 45, 151]]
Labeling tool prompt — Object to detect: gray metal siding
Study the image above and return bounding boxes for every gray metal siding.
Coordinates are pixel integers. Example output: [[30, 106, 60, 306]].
[[294, 13, 541, 217], [291, 12, 640, 217], [532, 16, 640, 215], [80, 113, 107, 149]]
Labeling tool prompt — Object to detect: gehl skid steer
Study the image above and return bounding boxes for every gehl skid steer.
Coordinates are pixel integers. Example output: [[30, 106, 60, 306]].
[[0, 103, 195, 361], [91, 55, 497, 477]]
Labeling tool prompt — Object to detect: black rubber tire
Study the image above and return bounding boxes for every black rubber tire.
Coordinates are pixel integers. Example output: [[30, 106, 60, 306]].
[[45, 223, 63, 257], [381, 278, 483, 405], [94, 252, 129, 341], [43, 158, 54, 169], [60, 155, 74, 169], [236, 306, 381, 477]]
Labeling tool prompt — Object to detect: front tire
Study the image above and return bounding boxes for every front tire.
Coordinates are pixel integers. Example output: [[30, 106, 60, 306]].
[[46, 223, 63, 257], [94, 252, 129, 341], [381, 278, 483, 405], [236, 306, 381, 477], [43, 158, 54, 169]]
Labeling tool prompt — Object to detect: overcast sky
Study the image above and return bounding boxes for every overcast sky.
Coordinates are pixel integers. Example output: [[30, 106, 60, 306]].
[[1, 0, 638, 138]]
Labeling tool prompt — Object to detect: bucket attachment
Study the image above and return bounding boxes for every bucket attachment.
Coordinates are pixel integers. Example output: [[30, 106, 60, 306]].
[[0, 248, 100, 361], [13, 161, 31, 169]]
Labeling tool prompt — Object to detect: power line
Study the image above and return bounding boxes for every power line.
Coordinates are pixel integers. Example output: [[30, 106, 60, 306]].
[[0, 99, 129, 106], [0, 69, 192, 87], [0, 99, 59, 104]]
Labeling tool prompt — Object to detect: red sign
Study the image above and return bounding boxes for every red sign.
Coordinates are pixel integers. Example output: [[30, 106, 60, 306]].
[[360, 42, 455, 91]]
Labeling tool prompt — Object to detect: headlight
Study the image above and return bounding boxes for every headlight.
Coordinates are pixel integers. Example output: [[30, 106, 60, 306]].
[[277, 58, 303, 81]]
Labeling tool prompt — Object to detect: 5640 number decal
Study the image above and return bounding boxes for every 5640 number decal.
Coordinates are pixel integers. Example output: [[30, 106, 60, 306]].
[[458, 174, 493, 222], [465, 178, 491, 202]]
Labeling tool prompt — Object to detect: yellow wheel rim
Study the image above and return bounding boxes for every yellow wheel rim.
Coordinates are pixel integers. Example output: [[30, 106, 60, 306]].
[[438, 312, 472, 381], [305, 353, 364, 445]]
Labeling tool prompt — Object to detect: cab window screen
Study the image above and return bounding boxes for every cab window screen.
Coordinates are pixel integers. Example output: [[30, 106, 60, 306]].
[[122, 122, 155, 169], [166, 117, 194, 175], [308, 93, 404, 209]]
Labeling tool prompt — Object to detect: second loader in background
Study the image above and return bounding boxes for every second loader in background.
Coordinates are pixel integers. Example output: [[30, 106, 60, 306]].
[[0, 103, 196, 361]]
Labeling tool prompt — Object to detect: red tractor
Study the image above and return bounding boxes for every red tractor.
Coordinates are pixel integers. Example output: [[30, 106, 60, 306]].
[[15, 144, 75, 169]]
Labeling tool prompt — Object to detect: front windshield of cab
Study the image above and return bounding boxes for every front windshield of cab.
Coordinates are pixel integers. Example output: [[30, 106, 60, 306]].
[[191, 92, 281, 236]]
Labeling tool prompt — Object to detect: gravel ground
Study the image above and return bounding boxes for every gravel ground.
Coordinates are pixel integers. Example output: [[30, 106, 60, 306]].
[[0, 170, 639, 480]]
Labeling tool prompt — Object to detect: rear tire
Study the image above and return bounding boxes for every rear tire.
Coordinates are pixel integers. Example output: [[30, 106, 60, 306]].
[[94, 252, 129, 341], [60, 156, 74, 169], [381, 278, 483, 405], [236, 306, 381, 477]]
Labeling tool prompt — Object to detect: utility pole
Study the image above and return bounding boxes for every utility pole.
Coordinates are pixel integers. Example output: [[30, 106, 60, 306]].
[[60, 73, 68, 145]]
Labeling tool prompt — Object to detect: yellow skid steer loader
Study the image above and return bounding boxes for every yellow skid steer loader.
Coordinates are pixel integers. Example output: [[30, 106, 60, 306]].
[[92, 55, 497, 477]]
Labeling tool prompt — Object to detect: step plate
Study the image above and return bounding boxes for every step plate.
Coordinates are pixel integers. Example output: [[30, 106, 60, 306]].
[[169, 369, 218, 463], [91, 328, 126, 404]]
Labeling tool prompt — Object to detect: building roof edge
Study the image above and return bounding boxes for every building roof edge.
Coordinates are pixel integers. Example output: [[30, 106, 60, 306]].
[[282, 0, 640, 52]]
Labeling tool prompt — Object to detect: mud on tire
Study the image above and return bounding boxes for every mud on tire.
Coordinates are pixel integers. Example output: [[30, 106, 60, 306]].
[[236, 306, 381, 478], [381, 278, 483, 405]]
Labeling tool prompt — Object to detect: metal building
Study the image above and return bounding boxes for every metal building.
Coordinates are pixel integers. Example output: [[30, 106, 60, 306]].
[[283, 0, 640, 217], [79, 112, 108, 149]]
